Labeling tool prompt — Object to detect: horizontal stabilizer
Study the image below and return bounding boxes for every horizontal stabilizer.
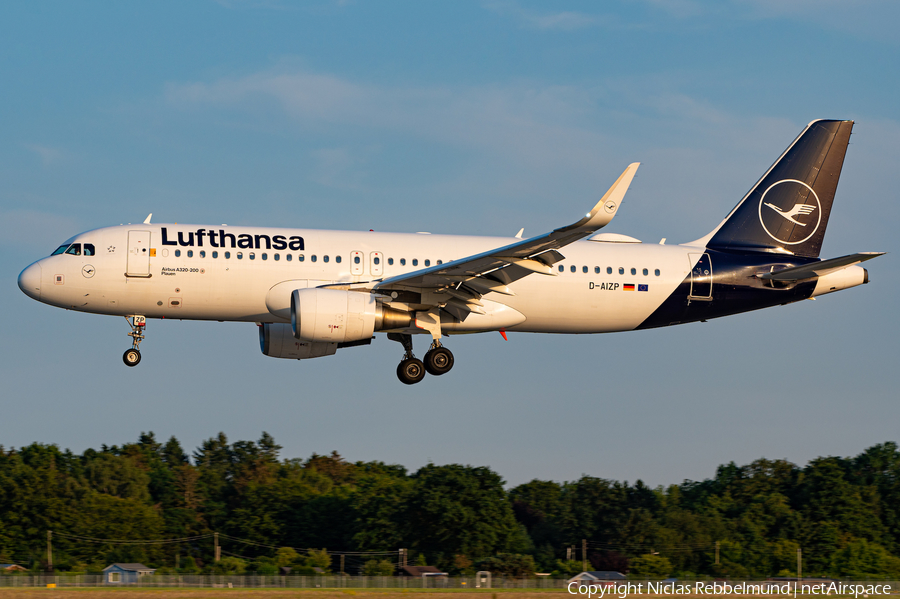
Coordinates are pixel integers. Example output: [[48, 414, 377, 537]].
[[759, 252, 885, 282]]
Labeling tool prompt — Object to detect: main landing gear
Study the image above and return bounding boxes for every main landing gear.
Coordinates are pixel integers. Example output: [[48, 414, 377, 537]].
[[123, 315, 146, 367], [389, 333, 454, 385]]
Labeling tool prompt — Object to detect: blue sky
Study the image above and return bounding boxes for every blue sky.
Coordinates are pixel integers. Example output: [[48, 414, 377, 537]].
[[1, 1, 898, 487]]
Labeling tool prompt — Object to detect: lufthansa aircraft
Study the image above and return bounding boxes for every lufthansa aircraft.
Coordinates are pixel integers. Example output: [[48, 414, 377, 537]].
[[18, 120, 883, 384]]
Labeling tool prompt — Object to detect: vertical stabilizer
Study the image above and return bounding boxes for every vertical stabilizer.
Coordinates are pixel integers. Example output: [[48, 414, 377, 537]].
[[705, 120, 853, 258]]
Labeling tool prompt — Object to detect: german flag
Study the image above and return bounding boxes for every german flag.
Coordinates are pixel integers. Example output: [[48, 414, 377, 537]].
[[623, 283, 635, 291]]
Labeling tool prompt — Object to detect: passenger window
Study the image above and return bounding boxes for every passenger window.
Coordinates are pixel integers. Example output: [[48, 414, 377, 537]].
[[388, 258, 394, 265], [583, 266, 588, 273], [373, 257, 380, 265], [559, 265, 564, 272], [311, 255, 317, 262], [607, 267, 612, 274], [237, 252, 243, 259], [187, 250, 193, 258], [286, 254, 292, 261], [323, 255, 329, 263], [424, 259, 430, 267], [631, 268, 636, 275], [437, 260, 442, 265], [335, 255, 341, 263], [570, 265, 576, 273], [618, 267, 624, 275], [262, 253, 268, 260], [212, 251, 218, 259], [412, 259, 418, 266], [595, 266, 600, 274], [65, 244, 82, 256], [83, 244, 95, 256], [274, 253, 280, 261], [51, 245, 69, 256], [400, 258, 406, 266], [299, 254, 305, 262], [225, 251, 231, 259], [354, 256, 361, 264], [643, 268, 648, 276], [655, 269, 660, 276], [175, 250, 181, 257], [249, 252, 255, 260], [200, 251, 206, 258]]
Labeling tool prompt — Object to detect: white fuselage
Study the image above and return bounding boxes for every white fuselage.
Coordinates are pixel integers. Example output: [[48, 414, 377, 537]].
[[21, 224, 697, 335]]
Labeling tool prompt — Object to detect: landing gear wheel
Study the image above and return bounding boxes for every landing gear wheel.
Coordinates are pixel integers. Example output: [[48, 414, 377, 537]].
[[123, 348, 142, 367], [397, 358, 426, 385], [424, 346, 454, 376]]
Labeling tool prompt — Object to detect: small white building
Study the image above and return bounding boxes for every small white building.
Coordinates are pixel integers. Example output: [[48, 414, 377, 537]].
[[102, 563, 156, 584]]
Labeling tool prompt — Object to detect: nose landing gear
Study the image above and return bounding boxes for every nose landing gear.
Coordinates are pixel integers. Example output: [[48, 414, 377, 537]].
[[388, 332, 454, 384], [123, 315, 146, 367]]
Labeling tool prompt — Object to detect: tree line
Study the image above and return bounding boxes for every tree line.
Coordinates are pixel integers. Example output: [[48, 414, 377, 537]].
[[0, 433, 898, 579]]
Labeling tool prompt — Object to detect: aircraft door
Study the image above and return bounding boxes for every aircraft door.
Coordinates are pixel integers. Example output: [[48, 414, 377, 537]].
[[126, 230, 152, 277], [688, 253, 712, 299], [370, 251, 383, 276], [350, 251, 364, 275]]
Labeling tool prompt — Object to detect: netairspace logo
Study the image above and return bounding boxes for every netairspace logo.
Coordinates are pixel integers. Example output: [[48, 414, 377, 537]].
[[567, 582, 893, 598]]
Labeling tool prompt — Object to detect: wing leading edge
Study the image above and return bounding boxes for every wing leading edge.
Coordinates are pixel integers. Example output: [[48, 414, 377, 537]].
[[368, 163, 640, 317], [374, 162, 640, 312]]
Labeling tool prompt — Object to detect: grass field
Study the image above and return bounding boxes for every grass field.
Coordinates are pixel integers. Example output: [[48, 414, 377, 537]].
[[0, 590, 562, 599], [0, 590, 874, 599]]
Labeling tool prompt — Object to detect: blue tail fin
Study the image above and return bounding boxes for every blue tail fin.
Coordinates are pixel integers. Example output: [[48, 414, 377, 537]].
[[706, 120, 853, 258]]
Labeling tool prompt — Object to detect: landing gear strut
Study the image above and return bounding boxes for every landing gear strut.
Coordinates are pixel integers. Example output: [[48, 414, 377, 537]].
[[389, 333, 425, 385], [388, 333, 455, 384], [123, 315, 146, 367]]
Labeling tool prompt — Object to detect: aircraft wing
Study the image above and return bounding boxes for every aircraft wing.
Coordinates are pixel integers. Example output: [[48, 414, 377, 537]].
[[368, 163, 639, 317], [759, 252, 885, 282]]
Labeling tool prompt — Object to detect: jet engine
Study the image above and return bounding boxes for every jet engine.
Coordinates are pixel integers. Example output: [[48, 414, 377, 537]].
[[259, 323, 337, 360], [291, 288, 412, 343]]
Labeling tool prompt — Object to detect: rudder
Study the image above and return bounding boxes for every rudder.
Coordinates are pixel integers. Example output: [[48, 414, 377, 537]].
[[706, 119, 853, 258]]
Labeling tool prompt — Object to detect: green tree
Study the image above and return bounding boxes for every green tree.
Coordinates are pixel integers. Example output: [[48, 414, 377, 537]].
[[275, 547, 301, 567], [831, 538, 900, 578], [362, 559, 395, 576], [212, 556, 247, 574], [305, 548, 331, 571], [628, 554, 672, 579], [476, 553, 537, 577], [405, 464, 519, 560]]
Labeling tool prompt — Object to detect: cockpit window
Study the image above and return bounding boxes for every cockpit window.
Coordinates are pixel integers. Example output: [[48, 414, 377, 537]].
[[65, 244, 82, 256], [83, 244, 95, 256], [51, 245, 70, 256]]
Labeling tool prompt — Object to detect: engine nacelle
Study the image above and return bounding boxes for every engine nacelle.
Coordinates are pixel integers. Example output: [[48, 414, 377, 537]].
[[259, 323, 337, 360], [292, 288, 379, 343]]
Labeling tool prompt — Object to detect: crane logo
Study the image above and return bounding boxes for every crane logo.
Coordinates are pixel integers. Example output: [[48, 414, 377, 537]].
[[757, 179, 821, 245]]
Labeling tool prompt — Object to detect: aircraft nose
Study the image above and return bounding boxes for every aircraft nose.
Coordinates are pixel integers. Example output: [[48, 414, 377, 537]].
[[18, 262, 42, 300]]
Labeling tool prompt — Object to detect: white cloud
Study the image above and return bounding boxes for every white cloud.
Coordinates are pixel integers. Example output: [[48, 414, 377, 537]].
[[25, 143, 63, 166], [165, 68, 610, 177], [482, 1, 602, 31]]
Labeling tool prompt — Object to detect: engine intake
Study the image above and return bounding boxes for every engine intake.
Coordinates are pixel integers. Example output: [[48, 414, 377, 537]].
[[259, 323, 337, 360]]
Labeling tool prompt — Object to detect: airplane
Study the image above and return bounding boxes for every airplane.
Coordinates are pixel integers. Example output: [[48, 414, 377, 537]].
[[17, 119, 884, 384]]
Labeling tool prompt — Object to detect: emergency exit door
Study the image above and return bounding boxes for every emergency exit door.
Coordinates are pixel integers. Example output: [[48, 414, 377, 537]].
[[127, 230, 152, 277], [688, 253, 712, 299]]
